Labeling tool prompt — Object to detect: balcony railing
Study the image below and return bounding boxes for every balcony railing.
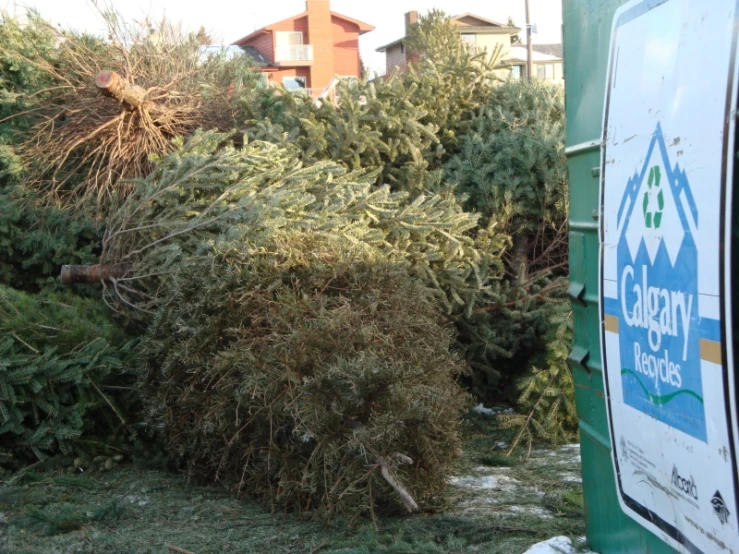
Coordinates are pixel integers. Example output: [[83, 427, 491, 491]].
[[274, 44, 313, 63]]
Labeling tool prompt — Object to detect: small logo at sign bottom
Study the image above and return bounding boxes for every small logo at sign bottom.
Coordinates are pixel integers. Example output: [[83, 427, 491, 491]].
[[671, 465, 698, 499], [711, 491, 730, 525]]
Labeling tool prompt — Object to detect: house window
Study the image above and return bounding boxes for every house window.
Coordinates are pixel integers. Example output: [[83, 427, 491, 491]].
[[461, 33, 477, 54], [510, 65, 522, 79], [283, 76, 307, 91], [275, 31, 303, 48], [536, 64, 555, 80], [275, 32, 312, 62]]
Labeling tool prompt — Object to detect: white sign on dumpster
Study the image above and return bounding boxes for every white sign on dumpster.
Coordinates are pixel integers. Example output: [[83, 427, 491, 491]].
[[600, 0, 739, 552]]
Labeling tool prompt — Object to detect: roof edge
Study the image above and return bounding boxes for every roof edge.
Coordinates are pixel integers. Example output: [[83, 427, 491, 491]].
[[452, 12, 516, 29], [376, 25, 518, 53], [508, 46, 562, 62], [234, 8, 373, 46], [232, 11, 309, 45], [458, 26, 520, 34], [232, 28, 270, 46], [330, 11, 375, 34], [376, 38, 404, 52]]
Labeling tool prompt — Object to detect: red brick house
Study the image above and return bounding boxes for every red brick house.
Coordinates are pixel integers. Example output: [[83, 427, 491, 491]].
[[232, 0, 374, 97]]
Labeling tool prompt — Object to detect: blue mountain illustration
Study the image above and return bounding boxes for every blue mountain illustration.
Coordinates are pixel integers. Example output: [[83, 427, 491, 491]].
[[612, 122, 707, 442]]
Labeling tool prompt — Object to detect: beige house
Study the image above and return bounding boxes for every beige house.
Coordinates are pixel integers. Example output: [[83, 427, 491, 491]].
[[377, 12, 519, 75], [376, 11, 563, 86], [508, 44, 564, 86]]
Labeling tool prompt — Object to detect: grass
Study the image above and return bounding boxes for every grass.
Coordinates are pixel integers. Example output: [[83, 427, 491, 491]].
[[0, 414, 585, 554]]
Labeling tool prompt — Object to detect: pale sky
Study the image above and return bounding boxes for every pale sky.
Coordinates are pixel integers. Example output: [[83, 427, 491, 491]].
[[0, 0, 563, 74]]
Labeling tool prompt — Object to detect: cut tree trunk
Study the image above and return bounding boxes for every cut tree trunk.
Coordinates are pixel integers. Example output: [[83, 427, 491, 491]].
[[95, 71, 147, 110], [511, 230, 529, 288], [60, 264, 128, 285]]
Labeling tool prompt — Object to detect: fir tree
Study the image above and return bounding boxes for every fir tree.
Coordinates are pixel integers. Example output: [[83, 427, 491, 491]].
[[404, 9, 464, 64], [0, 9, 271, 210], [0, 193, 102, 292], [0, 286, 134, 464], [101, 131, 502, 322], [142, 234, 470, 519], [0, 12, 137, 465], [445, 78, 569, 402], [248, 28, 503, 194], [499, 312, 577, 455], [94, 132, 489, 519]]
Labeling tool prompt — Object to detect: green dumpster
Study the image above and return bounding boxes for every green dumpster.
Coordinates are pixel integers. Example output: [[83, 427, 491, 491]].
[[565, 0, 739, 552]]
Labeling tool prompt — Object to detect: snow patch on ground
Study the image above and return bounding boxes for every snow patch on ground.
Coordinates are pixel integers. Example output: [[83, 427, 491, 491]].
[[449, 475, 499, 489], [449, 473, 520, 491], [472, 465, 511, 472], [448, 442, 586, 539], [533, 446, 581, 465], [506, 505, 553, 519], [471, 404, 516, 417], [522, 535, 594, 554], [558, 472, 583, 483], [472, 403, 497, 416]]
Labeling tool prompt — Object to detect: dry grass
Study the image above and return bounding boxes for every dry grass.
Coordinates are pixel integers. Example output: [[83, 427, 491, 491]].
[[0, 415, 586, 554]]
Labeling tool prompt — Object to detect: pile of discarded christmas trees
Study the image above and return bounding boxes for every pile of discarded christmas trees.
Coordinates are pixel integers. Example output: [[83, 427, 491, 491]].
[[0, 9, 570, 522]]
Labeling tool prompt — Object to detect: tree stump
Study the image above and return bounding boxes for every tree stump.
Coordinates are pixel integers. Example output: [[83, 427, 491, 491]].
[[60, 264, 128, 284], [95, 71, 147, 110]]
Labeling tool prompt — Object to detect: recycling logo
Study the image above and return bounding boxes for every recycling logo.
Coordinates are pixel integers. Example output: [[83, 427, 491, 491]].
[[643, 166, 664, 229]]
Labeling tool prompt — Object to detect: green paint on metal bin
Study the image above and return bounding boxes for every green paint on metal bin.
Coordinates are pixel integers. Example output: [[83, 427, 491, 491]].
[[564, 0, 678, 551]]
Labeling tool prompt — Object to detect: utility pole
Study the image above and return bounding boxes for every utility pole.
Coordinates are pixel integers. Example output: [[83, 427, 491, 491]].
[[525, 0, 533, 81]]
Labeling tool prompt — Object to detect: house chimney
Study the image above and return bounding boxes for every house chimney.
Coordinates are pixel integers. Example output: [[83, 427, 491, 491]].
[[306, 0, 330, 13], [306, 0, 334, 92], [405, 11, 418, 35]]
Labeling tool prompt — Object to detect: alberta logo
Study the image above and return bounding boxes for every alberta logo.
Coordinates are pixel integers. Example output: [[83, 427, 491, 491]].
[[612, 123, 707, 442], [671, 465, 698, 500], [712, 490, 731, 525]]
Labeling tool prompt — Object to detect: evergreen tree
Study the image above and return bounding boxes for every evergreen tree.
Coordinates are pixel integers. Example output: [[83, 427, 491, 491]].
[[499, 312, 577, 454], [142, 234, 470, 519], [0, 286, 134, 464], [0, 195, 102, 292], [101, 131, 502, 321], [0, 9, 271, 210], [445, 78, 570, 405], [248, 25, 502, 194], [404, 9, 464, 64], [0, 10, 59, 181], [93, 131, 493, 519], [446, 78, 567, 243]]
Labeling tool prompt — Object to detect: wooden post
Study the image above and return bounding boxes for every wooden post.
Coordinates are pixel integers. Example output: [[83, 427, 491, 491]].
[[525, 0, 533, 81]]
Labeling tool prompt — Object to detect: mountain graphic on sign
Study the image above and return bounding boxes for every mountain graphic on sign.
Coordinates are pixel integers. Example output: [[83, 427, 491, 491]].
[[616, 123, 698, 265], [613, 122, 706, 442]]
